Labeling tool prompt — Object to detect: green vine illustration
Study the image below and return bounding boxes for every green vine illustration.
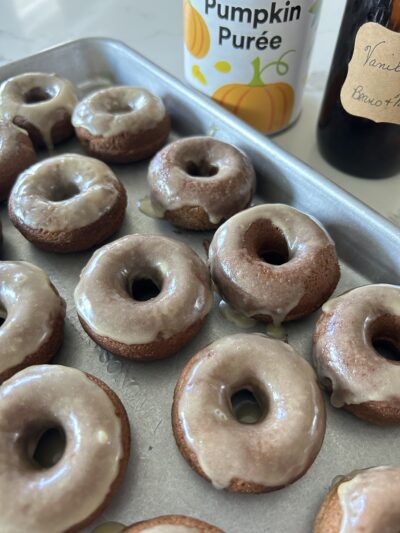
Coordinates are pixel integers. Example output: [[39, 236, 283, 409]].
[[249, 50, 295, 86]]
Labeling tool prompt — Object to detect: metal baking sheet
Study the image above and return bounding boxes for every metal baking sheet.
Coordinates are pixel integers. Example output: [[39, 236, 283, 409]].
[[1, 38, 399, 533]]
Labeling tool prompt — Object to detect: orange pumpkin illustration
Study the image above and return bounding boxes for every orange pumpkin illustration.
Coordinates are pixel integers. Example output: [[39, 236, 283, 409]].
[[213, 57, 295, 134], [184, 0, 210, 59]]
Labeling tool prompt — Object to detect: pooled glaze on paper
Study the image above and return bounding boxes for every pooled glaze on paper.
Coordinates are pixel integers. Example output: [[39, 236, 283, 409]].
[[0, 261, 65, 376], [72, 86, 166, 137], [10, 154, 122, 232], [337, 466, 400, 533], [74, 234, 213, 345], [0, 365, 124, 533], [209, 203, 335, 324], [313, 284, 400, 407], [177, 333, 325, 489], [148, 137, 256, 225], [0, 72, 78, 150]]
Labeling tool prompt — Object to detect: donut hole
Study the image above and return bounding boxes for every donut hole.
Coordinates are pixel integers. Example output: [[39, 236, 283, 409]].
[[24, 86, 54, 104], [131, 277, 161, 302], [370, 314, 400, 363], [230, 386, 268, 424], [29, 426, 66, 469], [245, 219, 290, 266], [373, 339, 400, 362], [0, 305, 7, 326], [107, 101, 133, 115], [47, 181, 80, 202], [184, 160, 219, 178]]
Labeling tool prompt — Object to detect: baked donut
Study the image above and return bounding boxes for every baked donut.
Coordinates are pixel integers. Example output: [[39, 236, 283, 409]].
[[0, 72, 78, 150], [72, 86, 170, 163], [314, 466, 400, 533], [0, 261, 65, 383], [209, 204, 340, 324], [74, 234, 213, 360], [148, 137, 256, 230], [124, 515, 224, 532], [8, 153, 127, 253], [0, 121, 36, 201], [172, 333, 326, 493], [0, 364, 130, 533], [313, 284, 400, 425]]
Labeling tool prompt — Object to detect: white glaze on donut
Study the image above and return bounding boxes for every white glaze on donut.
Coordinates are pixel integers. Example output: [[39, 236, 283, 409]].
[[313, 284, 400, 408], [148, 137, 256, 224], [9, 154, 122, 232], [72, 86, 166, 138], [142, 527, 200, 533], [209, 204, 335, 324], [0, 261, 65, 376], [74, 234, 213, 345], [337, 466, 400, 532], [176, 333, 325, 490], [0, 365, 124, 533], [0, 72, 78, 149]]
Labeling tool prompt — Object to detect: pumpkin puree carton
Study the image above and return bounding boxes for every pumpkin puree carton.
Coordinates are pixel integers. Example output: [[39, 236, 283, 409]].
[[184, 0, 322, 134]]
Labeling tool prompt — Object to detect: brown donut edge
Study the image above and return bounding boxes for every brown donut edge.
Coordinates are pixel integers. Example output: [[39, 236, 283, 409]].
[[171, 347, 324, 494], [0, 310, 65, 384], [75, 114, 171, 163], [313, 483, 343, 533], [0, 122, 37, 202], [14, 109, 74, 149], [123, 515, 224, 533], [78, 314, 206, 361], [314, 311, 400, 425], [8, 180, 127, 253], [64, 372, 131, 533]]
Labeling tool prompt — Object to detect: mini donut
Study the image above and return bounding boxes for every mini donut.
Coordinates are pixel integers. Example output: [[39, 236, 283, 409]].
[[148, 137, 256, 230], [74, 234, 213, 360], [0, 121, 36, 201], [72, 86, 170, 163], [8, 153, 127, 253], [0, 364, 130, 533], [209, 203, 340, 324], [124, 515, 224, 532], [0, 261, 65, 383], [313, 466, 400, 533], [172, 333, 326, 493], [313, 284, 400, 425], [0, 72, 78, 150]]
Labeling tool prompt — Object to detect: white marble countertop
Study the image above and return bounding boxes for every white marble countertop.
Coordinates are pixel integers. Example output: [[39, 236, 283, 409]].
[[0, 0, 399, 226]]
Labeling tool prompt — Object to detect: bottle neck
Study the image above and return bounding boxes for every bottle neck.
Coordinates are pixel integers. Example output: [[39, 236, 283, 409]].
[[389, 0, 400, 30]]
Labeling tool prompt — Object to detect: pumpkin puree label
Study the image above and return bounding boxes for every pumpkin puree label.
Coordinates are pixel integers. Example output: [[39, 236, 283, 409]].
[[184, 0, 322, 134], [340, 23, 400, 126]]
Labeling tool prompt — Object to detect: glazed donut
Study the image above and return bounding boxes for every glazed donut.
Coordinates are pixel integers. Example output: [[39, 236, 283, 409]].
[[314, 466, 400, 533], [72, 86, 170, 163], [8, 153, 127, 253], [124, 515, 224, 532], [0, 72, 78, 149], [74, 234, 213, 360], [172, 333, 326, 493], [313, 284, 400, 425], [0, 121, 36, 201], [148, 136, 256, 230], [209, 204, 340, 324], [0, 365, 130, 533], [0, 261, 65, 383]]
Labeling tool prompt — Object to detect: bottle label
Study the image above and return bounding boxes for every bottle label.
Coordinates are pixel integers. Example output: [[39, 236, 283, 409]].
[[341, 22, 400, 125], [183, 0, 322, 134]]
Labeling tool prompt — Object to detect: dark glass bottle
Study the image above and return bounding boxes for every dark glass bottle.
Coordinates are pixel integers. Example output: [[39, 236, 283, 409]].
[[317, 0, 400, 178]]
